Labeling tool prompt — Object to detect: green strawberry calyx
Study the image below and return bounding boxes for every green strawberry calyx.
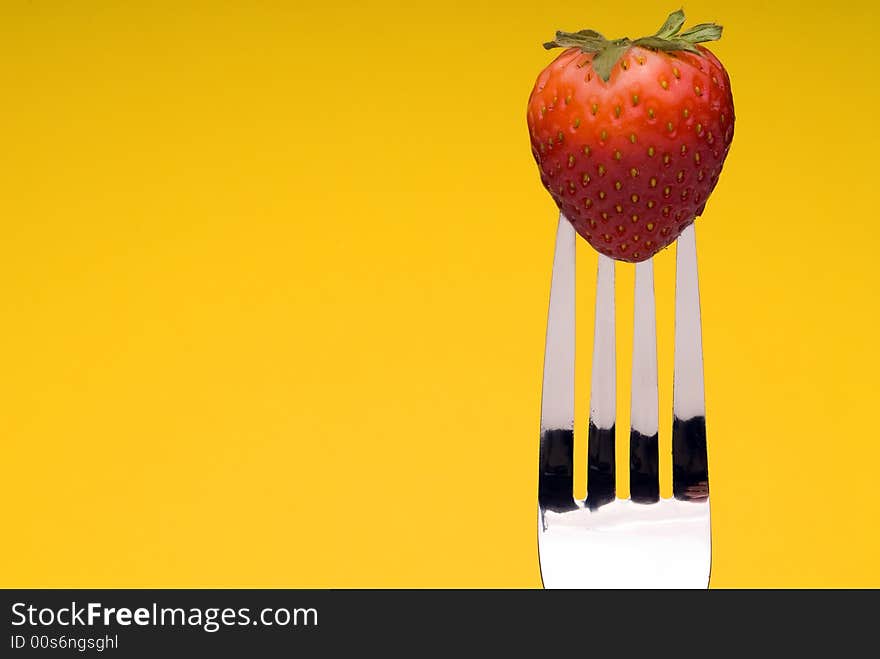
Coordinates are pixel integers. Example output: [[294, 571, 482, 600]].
[[543, 9, 723, 82]]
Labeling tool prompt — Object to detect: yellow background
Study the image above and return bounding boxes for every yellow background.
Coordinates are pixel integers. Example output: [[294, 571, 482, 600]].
[[2, 0, 878, 588]]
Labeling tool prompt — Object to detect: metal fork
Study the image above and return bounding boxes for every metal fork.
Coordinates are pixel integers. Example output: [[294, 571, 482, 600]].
[[537, 213, 710, 589]]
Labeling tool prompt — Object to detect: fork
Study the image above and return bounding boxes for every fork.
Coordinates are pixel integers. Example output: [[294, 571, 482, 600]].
[[537, 213, 710, 589]]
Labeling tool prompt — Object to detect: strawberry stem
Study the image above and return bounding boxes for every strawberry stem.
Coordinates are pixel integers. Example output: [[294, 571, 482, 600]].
[[543, 9, 723, 82]]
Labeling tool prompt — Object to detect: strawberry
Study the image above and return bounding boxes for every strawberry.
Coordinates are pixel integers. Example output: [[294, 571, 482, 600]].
[[527, 9, 735, 262]]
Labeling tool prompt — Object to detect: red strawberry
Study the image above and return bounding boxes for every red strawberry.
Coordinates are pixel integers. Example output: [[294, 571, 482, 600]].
[[527, 10, 735, 262]]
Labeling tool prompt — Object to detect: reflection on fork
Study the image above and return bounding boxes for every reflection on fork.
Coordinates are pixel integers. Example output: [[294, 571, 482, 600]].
[[537, 213, 710, 589]]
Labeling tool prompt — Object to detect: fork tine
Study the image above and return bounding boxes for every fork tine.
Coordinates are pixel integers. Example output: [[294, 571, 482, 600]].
[[630, 258, 660, 504], [586, 254, 616, 510], [673, 224, 709, 501], [538, 214, 577, 513]]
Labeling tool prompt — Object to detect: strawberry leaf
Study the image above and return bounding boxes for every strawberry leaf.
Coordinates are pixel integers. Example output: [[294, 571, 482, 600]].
[[592, 42, 632, 82], [654, 9, 686, 39], [574, 29, 606, 40], [633, 36, 674, 50], [665, 38, 702, 54], [543, 30, 609, 52], [679, 23, 723, 43], [634, 36, 702, 54]]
